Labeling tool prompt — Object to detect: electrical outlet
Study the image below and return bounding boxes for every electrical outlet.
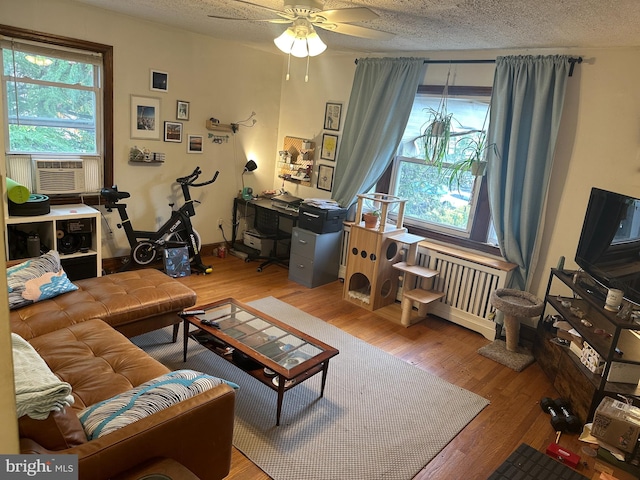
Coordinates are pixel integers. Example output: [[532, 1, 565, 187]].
[[217, 218, 223, 227]]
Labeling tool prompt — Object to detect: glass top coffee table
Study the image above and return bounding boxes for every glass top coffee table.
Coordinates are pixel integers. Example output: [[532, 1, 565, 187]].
[[182, 298, 339, 425]]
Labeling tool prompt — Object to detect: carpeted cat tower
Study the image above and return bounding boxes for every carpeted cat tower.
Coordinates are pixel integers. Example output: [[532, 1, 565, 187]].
[[478, 288, 545, 372]]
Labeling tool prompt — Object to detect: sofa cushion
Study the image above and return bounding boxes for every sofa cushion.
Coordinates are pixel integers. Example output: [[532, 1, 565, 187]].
[[78, 370, 236, 440], [7, 251, 77, 310], [27, 319, 170, 411], [10, 268, 197, 340]]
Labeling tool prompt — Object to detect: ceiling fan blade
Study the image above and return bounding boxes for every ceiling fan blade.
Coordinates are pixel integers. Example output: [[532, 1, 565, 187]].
[[313, 7, 379, 24], [208, 15, 291, 24], [230, 0, 289, 16], [316, 23, 394, 40]]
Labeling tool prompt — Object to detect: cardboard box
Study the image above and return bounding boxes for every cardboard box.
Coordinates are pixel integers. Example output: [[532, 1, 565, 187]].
[[591, 397, 640, 453]]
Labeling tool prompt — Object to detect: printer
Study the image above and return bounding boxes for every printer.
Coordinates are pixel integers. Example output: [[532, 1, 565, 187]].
[[298, 203, 347, 234]]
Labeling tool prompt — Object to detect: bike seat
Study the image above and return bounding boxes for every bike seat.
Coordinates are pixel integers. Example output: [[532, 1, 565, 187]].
[[100, 187, 130, 203]]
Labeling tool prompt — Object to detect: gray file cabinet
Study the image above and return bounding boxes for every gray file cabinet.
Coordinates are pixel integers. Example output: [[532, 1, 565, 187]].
[[288, 227, 341, 288]]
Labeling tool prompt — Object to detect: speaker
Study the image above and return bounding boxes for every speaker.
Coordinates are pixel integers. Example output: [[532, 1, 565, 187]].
[[58, 233, 91, 254]]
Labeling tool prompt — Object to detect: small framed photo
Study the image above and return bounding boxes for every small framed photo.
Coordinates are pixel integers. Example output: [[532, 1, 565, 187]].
[[177, 100, 189, 120], [150, 69, 168, 92], [187, 135, 203, 153], [320, 133, 338, 161], [324, 102, 342, 131], [164, 121, 183, 142], [317, 164, 334, 192], [131, 95, 161, 140]]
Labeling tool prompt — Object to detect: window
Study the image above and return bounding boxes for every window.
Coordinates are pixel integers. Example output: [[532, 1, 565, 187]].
[[378, 85, 498, 253], [0, 25, 113, 198], [2, 41, 100, 154]]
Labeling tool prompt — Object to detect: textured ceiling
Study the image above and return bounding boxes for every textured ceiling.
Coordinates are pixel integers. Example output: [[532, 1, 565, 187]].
[[72, 0, 640, 54]]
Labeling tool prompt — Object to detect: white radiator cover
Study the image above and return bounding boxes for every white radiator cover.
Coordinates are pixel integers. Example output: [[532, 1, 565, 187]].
[[339, 224, 512, 340]]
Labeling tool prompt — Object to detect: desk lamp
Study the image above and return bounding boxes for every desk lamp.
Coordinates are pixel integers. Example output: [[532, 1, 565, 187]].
[[242, 160, 257, 200]]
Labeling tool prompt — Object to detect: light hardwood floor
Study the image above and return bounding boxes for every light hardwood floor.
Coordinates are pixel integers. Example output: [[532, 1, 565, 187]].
[[177, 255, 634, 480]]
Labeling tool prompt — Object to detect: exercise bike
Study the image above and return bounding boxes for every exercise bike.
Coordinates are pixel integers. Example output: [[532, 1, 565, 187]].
[[101, 166, 219, 274]]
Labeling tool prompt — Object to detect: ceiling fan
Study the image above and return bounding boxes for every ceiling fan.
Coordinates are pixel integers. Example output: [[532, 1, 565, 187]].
[[208, 0, 394, 41]]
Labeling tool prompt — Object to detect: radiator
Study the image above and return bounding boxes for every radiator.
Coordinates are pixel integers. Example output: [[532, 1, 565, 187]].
[[339, 224, 511, 340]]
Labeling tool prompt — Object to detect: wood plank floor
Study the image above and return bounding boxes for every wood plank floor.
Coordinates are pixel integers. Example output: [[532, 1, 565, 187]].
[[177, 255, 634, 480]]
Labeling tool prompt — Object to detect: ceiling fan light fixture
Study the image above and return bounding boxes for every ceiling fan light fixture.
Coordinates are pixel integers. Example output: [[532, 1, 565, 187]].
[[305, 31, 327, 57], [274, 28, 297, 54], [290, 37, 309, 57]]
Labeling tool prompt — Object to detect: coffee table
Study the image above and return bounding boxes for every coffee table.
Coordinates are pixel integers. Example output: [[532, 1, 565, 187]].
[[182, 298, 339, 425]]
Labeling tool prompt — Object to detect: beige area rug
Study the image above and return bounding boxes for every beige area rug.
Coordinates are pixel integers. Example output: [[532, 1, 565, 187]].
[[133, 297, 490, 480], [477, 340, 536, 372]]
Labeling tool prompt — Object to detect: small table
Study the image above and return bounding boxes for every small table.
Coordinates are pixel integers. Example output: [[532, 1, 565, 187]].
[[182, 298, 339, 425]]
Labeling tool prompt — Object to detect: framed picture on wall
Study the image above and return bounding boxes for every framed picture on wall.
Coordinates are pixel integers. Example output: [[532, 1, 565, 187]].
[[320, 133, 338, 161], [131, 95, 161, 140], [150, 69, 168, 92], [164, 121, 183, 142], [187, 134, 203, 153], [317, 164, 334, 192], [176, 100, 190, 120], [323, 102, 342, 131]]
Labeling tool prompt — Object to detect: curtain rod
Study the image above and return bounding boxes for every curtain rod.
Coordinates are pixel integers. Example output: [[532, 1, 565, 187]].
[[354, 57, 583, 76]]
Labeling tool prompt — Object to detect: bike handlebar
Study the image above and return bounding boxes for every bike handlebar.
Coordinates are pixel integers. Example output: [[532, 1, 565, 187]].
[[176, 166, 219, 187]]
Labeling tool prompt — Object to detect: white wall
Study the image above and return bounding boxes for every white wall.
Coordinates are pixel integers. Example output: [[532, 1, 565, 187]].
[[0, 0, 284, 258]]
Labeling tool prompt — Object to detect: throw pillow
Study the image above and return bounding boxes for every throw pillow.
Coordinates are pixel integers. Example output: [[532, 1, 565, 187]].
[[7, 251, 78, 310], [78, 369, 238, 440]]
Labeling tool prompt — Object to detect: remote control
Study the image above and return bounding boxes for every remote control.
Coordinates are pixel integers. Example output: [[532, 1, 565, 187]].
[[201, 319, 220, 328], [180, 310, 205, 316]]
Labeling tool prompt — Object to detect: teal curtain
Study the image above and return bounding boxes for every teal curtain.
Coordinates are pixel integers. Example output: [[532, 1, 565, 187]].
[[333, 57, 425, 208], [487, 55, 571, 290]]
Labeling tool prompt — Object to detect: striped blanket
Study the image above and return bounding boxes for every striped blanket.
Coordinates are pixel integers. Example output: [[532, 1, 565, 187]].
[[11, 333, 74, 420]]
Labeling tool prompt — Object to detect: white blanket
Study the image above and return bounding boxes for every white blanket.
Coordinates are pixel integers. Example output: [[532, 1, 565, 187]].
[[11, 333, 74, 420]]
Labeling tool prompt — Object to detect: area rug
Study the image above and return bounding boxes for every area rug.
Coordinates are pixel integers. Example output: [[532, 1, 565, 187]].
[[477, 340, 535, 372], [133, 297, 489, 480]]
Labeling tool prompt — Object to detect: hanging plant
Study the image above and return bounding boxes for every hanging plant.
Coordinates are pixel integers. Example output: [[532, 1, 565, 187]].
[[420, 69, 455, 169], [447, 108, 498, 190]]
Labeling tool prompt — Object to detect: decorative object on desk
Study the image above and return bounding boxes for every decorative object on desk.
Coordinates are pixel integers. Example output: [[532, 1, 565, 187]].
[[187, 135, 203, 153], [164, 121, 183, 143], [150, 69, 168, 92], [317, 164, 334, 192], [131, 95, 160, 140], [242, 160, 258, 200], [321, 133, 338, 161], [324, 102, 342, 131], [176, 100, 189, 120]]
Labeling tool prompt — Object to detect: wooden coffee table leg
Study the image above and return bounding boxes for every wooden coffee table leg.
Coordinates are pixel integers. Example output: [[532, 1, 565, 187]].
[[320, 361, 330, 397], [276, 375, 285, 426]]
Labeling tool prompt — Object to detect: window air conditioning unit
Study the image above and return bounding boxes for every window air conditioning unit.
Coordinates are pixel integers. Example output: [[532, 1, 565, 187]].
[[35, 159, 86, 194]]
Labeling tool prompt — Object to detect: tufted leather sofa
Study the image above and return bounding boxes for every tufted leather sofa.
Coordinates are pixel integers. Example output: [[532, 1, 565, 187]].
[[11, 269, 236, 480]]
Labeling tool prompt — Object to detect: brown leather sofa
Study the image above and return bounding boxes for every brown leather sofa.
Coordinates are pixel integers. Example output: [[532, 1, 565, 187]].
[[11, 269, 236, 480]]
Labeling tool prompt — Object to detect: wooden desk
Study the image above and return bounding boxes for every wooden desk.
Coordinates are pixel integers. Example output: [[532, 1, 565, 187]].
[[231, 197, 298, 270]]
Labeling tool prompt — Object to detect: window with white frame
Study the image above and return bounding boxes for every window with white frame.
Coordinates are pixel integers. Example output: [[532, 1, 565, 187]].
[[1, 37, 104, 193], [380, 85, 498, 250]]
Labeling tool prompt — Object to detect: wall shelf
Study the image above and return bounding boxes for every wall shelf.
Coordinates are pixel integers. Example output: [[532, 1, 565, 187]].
[[277, 136, 315, 187]]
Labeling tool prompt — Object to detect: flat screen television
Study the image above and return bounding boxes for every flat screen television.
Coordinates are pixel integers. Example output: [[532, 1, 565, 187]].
[[575, 187, 640, 306]]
